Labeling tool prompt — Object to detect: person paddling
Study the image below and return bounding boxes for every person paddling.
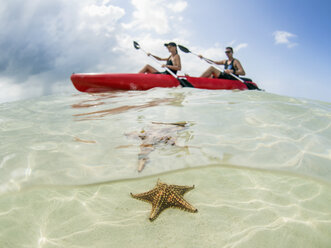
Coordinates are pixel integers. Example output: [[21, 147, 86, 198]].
[[139, 42, 181, 75], [199, 47, 245, 79]]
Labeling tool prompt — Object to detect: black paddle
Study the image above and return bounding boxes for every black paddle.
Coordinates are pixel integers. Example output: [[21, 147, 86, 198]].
[[178, 45, 215, 64], [133, 41, 194, 88]]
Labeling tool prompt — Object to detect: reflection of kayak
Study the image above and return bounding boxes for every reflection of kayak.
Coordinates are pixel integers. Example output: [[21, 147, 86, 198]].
[[70, 73, 259, 92]]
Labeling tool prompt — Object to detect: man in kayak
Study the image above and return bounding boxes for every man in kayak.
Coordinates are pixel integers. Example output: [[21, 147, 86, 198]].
[[139, 42, 181, 74], [199, 47, 245, 79]]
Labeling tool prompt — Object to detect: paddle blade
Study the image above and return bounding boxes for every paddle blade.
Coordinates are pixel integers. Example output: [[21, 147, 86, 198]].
[[133, 41, 140, 50], [179, 78, 194, 88], [178, 45, 191, 53]]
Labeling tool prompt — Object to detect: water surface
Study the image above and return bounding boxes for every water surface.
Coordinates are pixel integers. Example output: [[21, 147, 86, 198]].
[[0, 88, 330, 247]]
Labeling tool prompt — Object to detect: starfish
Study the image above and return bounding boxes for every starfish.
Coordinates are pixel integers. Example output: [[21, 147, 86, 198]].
[[131, 179, 198, 221]]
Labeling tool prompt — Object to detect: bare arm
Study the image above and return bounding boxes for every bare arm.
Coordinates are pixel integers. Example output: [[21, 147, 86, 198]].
[[147, 53, 168, 61], [198, 55, 225, 65], [233, 60, 245, 76], [214, 59, 226, 65]]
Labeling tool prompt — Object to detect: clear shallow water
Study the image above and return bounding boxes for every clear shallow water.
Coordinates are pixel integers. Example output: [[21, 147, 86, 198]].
[[0, 88, 330, 247]]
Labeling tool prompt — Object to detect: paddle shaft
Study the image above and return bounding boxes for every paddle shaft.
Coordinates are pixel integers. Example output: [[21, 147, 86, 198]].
[[181, 46, 245, 83]]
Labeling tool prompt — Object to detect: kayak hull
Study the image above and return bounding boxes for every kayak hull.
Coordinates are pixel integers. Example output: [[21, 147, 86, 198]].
[[70, 73, 256, 92]]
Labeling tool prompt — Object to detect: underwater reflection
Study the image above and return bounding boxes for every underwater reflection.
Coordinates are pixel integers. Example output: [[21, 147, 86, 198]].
[[122, 121, 194, 172], [72, 98, 174, 121], [71, 91, 188, 121], [71, 92, 122, 109]]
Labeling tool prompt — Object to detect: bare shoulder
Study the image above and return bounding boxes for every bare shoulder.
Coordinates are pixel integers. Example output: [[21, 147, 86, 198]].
[[234, 59, 243, 66], [173, 54, 181, 61], [234, 58, 241, 63]]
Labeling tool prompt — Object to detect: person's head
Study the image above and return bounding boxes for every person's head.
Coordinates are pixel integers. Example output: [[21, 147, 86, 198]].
[[225, 47, 233, 57], [164, 42, 177, 54]]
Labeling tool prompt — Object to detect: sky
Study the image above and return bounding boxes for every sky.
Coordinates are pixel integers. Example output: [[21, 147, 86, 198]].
[[0, 0, 330, 103]]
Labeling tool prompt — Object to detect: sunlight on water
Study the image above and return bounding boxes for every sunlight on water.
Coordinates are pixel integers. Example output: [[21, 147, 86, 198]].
[[0, 88, 330, 247]]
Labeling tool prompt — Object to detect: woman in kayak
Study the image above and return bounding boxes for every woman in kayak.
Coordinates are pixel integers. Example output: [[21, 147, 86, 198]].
[[199, 47, 245, 79], [139, 42, 181, 74]]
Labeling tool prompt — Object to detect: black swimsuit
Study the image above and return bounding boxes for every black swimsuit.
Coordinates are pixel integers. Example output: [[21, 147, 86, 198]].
[[218, 59, 237, 79], [160, 58, 177, 75], [165, 59, 177, 74], [153, 57, 178, 75]]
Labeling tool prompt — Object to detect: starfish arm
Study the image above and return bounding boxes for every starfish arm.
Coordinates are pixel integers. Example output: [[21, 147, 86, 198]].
[[149, 201, 168, 221], [149, 192, 173, 221], [130, 188, 159, 203], [171, 184, 195, 196], [166, 189, 198, 213], [170, 194, 198, 213]]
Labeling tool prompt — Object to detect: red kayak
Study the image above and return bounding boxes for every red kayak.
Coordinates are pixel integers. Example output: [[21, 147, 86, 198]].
[[70, 73, 259, 92]]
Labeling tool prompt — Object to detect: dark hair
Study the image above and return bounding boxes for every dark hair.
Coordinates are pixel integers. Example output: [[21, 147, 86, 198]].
[[165, 42, 178, 54], [164, 42, 177, 47], [225, 47, 233, 53]]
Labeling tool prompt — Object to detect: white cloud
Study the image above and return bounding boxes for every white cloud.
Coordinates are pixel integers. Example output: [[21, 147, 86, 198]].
[[122, 0, 187, 34], [234, 43, 248, 52], [273, 30, 297, 48], [0, 77, 46, 103], [168, 1, 188, 12], [0, 0, 127, 102], [0, 79, 23, 103], [227, 40, 236, 46], [80, 4, 125, 33], [226, 41, 248, 52], [122, 0, 170, 34], [83, 4, 122, 17]]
